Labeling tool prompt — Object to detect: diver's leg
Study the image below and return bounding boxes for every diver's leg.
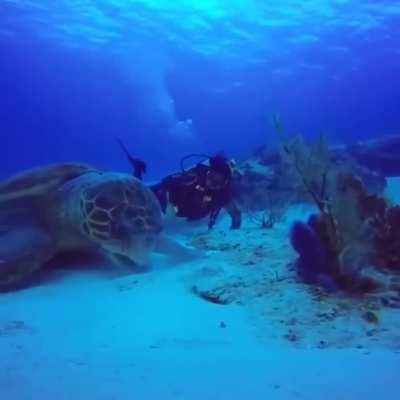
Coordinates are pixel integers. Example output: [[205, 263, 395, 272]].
[[0, 225, 54, 291], [208, 208, 221, 230], [224, 201, 242, 229]]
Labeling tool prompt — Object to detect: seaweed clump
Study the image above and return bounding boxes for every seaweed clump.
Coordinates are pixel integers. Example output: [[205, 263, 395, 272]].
[[272, 114, 400, 295]]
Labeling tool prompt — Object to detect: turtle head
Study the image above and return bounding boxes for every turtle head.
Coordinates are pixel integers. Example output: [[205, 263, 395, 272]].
[[79, 176, 163, 266]]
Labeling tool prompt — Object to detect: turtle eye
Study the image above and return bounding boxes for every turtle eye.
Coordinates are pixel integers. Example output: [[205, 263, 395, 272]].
[[152, 225, 163, 234], [133, 218, 145, 230]]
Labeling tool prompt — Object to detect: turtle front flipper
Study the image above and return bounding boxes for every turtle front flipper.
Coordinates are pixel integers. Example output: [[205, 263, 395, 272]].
[[155, 234, 205, 263], [0, 225, 55, 291]]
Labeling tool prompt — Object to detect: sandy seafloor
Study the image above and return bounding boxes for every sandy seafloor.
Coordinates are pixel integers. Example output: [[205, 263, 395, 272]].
[[1, 179, 400, 400]]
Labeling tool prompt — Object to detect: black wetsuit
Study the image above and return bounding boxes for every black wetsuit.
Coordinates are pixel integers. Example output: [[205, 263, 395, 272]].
[[119, 139, 242, 229], [151, 163, 241, 229]]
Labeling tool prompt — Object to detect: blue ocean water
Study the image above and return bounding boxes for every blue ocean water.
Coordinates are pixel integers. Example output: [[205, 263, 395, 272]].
[[1, 2, 400, 400], [1, 0, 400, 179]]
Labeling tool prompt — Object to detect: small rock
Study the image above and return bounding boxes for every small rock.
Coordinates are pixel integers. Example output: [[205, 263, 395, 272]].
[[362, 311, 379, 324], [283, 330, 299, 342], [317, 340, 328, 349], [192, 285, 232, 305]]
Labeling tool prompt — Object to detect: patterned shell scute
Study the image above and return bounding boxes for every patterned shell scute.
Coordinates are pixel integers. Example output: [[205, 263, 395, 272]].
[[79, 177, 162, 242]]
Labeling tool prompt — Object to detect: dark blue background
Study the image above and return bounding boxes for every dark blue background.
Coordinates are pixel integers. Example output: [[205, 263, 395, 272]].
[[1, 17, 399, 181]]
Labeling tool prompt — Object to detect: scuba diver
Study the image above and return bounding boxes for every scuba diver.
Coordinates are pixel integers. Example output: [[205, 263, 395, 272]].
[[117, 138, 242, 230]]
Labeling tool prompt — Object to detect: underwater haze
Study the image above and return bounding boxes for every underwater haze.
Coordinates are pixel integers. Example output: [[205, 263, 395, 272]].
[[1, 1, 400, 400], [1, 0, 400, 178]]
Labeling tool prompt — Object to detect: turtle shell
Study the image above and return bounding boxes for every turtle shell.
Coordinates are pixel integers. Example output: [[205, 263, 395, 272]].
[[0, 163, 96, 290], [0, 163, 94, 203]]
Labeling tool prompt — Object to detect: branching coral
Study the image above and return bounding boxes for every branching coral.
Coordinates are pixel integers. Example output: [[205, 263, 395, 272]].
[[247, 190, 291, 229], [273, 113, 333, 214], [273, 114, 341, 265], [232, 157, 294, 228], [273, 114, 400, 295]]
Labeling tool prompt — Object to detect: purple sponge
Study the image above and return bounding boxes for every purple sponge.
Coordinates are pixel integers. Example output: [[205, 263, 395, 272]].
[[290, 219, 335, 289]]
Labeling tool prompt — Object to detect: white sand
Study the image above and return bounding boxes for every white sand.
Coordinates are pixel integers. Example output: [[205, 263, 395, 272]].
[[1, 201, 400, 399], [385, 176, 400, 204]]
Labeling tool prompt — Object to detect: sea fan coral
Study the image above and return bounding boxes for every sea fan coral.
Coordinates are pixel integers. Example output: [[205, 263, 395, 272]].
[[273, 121, 396, 294], [291, 213, 382, 295], [371, 205, 400, 270]]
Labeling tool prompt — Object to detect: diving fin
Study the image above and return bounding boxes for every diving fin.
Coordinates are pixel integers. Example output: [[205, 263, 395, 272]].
[[116, 137, 147, 180]]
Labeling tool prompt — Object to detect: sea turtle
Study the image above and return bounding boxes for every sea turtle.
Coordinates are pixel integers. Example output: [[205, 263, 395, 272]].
[[0, 163, 163, 290]]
